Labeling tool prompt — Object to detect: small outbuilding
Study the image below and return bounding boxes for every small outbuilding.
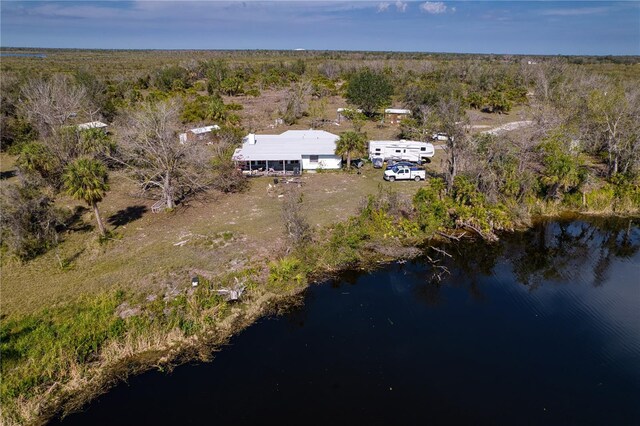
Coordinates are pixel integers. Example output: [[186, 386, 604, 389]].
[[77, 121, 108, 132], [384, 108, 411, 125], [232, 130, 342, 174], [179, 125, 220, 144]]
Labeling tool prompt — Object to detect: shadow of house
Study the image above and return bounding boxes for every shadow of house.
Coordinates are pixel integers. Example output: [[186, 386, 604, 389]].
[[108, 205, 147, 228]]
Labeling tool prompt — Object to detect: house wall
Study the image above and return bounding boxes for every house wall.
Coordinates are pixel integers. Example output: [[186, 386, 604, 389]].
[[301, 155, 342, 171], [385, 113, 409, 125], [185, 131, 217, 144]]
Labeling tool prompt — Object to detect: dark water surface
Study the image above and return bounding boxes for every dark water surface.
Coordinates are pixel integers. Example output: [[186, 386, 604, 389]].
[[0, 52, 47, 58], [57, 218, 640, 425]]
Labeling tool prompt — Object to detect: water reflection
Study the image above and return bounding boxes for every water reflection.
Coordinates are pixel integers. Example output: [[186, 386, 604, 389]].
[[427, 216, 639, 291], [55, 217, 640, 426]]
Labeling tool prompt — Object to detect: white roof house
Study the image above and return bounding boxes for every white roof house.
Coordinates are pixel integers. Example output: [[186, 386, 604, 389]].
[[232, 130, 342, 172], [77, 121, 108, 131]]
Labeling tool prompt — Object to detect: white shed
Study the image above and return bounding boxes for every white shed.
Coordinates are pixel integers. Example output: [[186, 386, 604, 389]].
[[179, 124, 220, 144], [232, 130, 342, 173], [384, 108, 411, 125], [77, 121, 108, 131]]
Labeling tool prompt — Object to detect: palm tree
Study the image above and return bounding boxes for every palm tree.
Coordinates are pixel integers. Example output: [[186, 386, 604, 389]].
[[336, 131, 367, 169], [63, 158, 110, 236]]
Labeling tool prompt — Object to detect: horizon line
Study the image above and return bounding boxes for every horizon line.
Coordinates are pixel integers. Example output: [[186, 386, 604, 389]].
[[2, 46, 639, 58]]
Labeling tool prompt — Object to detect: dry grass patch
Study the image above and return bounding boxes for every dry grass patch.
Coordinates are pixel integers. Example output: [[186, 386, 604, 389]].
[[1, 166, 432, 316]]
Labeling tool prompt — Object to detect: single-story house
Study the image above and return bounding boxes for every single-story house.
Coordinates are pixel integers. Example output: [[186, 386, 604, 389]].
[[77, 121, 108, 132], [179, 125, 220, 144], [384, 108, 411, 125], [232, 130, 342, 173]]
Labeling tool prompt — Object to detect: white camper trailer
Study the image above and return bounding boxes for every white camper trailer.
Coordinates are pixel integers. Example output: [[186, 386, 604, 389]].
[[368, 140, 435, 164]]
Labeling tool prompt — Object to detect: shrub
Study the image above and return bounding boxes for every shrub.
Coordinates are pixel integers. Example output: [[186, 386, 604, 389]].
[[281, 190, 311, 247], [267, 257, 307, 292], [537, 132, 587, 200], [585, 186, 616, 211], [0, 183, 61, 260], [414, 181, 451, 234], [16, 142, 63, 187], [155, 66, 190, 92]]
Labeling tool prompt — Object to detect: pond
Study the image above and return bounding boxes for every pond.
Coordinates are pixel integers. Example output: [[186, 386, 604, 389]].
[[0, 52, 47, 58], [56, 217, 640, 425]]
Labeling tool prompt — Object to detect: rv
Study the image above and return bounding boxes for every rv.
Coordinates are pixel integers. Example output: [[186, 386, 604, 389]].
[[369, 140, 435, 164]]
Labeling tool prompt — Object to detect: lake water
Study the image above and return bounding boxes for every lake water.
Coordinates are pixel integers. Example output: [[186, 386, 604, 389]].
[[56, 217, 640, 425], [0, 52, 47, 58]]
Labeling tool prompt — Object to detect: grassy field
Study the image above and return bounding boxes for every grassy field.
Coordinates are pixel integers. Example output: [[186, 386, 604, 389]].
[[1, 156, 442, 316]]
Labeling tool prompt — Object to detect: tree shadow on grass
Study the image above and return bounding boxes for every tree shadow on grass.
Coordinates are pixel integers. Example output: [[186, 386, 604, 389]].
[[62, 206, 93, 232], [58, 248, 85, 270], [108, 205, 147, 228], [0, 170, 17, 180]]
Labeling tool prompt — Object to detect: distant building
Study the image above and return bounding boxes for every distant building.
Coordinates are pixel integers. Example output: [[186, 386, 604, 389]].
[[179, 125, 220, 144], [384, 108, 411, 125], [77, 121, 108, 132], [232, 130, 342, 174]]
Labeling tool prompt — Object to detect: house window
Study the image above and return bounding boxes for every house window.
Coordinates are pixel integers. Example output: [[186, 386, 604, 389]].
[[375, 148, 381, 152], [395, 150, 401, 153], [310, 155, 319, 163]]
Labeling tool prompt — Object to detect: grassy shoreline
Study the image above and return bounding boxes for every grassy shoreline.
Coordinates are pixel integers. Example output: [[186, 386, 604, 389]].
[[2, 190, 638, 425]]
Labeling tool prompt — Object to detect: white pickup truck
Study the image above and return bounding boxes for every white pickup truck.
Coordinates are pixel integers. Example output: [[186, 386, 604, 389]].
[[383, 165, 426, 182]]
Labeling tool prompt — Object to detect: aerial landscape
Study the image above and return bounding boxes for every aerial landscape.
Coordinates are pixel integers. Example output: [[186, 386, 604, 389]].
[[0, 1, 639, 425]]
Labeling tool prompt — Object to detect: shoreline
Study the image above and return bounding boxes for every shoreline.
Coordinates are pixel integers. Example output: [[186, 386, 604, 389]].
[[5, 209, 639, 426]]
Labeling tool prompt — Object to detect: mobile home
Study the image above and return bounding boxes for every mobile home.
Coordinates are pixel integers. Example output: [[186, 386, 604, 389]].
[[369, 140, 435, 164]]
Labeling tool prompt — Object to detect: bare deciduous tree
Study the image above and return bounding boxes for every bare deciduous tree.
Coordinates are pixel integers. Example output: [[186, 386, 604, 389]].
[[436, 98, 471, 191], [210, 141, 248, 194], [308, 98, 327, 129], [400, 105, 436, 141], [281, 189, 311, 248], [116, 100, 209, 209], [282, 80, 311, 125], [586, 82, 640, 176], [20, 75, 90, 138], [317, 62, 340, 80]]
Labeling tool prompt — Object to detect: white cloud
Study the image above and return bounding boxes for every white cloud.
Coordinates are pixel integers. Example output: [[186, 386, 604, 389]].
[[395, 1, 407, 13], [420, 2, 447, 15], [377, 2, 390, 13]]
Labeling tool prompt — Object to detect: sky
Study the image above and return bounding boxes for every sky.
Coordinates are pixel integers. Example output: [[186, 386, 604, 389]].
[[1, 1, 639, 55]]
